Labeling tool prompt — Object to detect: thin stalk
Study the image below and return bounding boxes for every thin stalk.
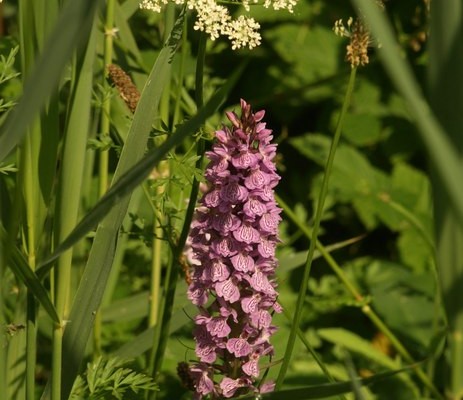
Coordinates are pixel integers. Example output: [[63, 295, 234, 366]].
[[276, 194, 444, 399], [147, 3, 176, 382], [148, 195, 164, 329], [149, 31, 207, 388], [94, 0, 116, 358], [424, 260, 445, 398], [22, 133, 38, 400], [172, 14, 188, 127], [275, 67, 357, 389], [159, 3, 175, 126], [51, 17, 97, 399], [0, 222, 5, 395], [26, 293, 37, 399], [19, 2, 40, 387], [51, 60, 79, 400], [280, 302, 347, 400]]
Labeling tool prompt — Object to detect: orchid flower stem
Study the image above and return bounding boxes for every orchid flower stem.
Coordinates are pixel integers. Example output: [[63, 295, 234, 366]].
[[275, 66, 357, 389]]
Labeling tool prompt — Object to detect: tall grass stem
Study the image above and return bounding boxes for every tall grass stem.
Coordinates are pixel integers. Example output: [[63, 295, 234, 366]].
[[275, 67, 357, 389]]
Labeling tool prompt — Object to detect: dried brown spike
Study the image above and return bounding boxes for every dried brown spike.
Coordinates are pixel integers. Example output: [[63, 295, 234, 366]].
[[346, 19, 371, 68], [107, 64, 141, 114]]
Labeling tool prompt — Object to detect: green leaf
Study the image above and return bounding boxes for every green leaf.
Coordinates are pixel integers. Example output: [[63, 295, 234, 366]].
[[291, 133, 390, 229], [341, 113, 382, 147], [361, 260, 437, 348]]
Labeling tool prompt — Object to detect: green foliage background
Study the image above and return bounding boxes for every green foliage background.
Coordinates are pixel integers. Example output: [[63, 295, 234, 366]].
[[1, 0, 459, 399]]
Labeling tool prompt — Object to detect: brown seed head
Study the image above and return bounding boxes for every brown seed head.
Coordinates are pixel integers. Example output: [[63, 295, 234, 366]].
[[107, 64, 141, 114]]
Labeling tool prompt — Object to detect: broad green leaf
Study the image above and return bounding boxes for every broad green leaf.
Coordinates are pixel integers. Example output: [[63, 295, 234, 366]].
[[291, 133, 391, 229], [341, 113, 382, 147], [361, 260, 437, 348], [397, 229, 433, 273]]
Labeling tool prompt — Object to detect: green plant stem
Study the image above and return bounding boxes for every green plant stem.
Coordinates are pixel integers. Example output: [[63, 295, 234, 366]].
[[93, 0, 116, 359], [159, 3, 175, 126], [149, 223, 163, 327], [148, 31, 207, 390], [148, 1, 176, 329], [275, 67, 357, 389], [276, 195, 443, 399], [0, 229, 4, 394], [147, 5, 176, 387], [22, 134, 38, 400], [173, 14, 188, 127], [280, 302, 347, 400]]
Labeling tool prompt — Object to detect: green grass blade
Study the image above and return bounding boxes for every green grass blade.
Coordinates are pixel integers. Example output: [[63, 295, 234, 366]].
[[55, 12, 185, 399], [0, 226, 59, 323], [241, 364, 420, 399], [113, 303, 197, 358], [50, 14, 98, 400], [58, 64, 244, 399], [427, 1, 463, 396], [36, 61, 246, 277], [0, 0, 101, 162], [351, 0, 463, 227]]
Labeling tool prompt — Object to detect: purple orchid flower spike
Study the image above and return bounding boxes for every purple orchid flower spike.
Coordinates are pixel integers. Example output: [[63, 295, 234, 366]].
[[184, 99, 282, 399]]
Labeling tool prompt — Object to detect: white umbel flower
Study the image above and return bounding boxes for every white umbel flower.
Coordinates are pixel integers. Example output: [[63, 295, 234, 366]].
[[140, 0, 298, 49], [225, 16, 261, 50]]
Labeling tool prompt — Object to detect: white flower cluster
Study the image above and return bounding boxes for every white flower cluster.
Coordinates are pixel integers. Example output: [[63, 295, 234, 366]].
[[140, 0, 297, 49]]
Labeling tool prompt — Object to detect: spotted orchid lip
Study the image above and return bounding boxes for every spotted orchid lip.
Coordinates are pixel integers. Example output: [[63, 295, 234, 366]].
[[186, 99, 281, 398]]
